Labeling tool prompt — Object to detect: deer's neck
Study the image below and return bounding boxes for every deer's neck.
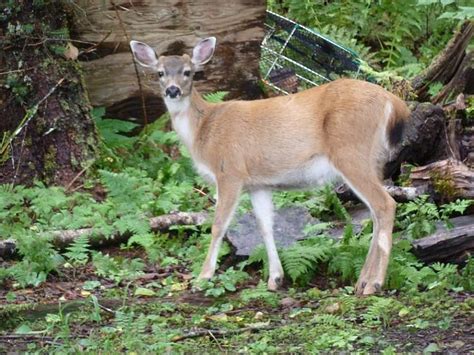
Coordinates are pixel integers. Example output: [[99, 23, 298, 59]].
[[165, 88, 209, 151]]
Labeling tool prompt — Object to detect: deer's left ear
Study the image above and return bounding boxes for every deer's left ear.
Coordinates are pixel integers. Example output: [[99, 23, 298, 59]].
[[192, 37, 216, 66], [130, 40, 158, 68]]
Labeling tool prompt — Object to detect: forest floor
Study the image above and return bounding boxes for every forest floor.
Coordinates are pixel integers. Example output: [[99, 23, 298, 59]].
[[1, 245, 473, 354]]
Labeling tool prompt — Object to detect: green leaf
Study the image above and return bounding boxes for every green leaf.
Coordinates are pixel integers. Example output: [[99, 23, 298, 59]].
[[134, 287, 156, 297], [423, 343, 441, 354], [15, 324, 33, 334], [203, 91, 228, 103]]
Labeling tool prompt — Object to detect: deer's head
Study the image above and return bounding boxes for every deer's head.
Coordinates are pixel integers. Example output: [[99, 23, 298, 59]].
[[130, 37, 216, 101]]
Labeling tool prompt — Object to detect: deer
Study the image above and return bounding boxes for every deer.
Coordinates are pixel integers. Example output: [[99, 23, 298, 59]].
[[130, 37, 411, 296]]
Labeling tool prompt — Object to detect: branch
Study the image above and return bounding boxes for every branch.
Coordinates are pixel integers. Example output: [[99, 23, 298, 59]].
[[0, 211, 209, 259]]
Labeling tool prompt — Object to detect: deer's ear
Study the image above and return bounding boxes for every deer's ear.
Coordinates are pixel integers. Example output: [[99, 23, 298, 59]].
[[130, 40, 158, 67], [192, 37, 216, 66]]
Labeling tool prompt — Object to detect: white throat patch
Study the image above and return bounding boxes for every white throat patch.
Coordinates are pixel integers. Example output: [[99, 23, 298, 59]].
[[165, 96, 194, 149]]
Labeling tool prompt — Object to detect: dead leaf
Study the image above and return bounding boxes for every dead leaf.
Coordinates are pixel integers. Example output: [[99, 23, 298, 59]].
[[279, 297, 299, 308], [64, 42, 79, 60], [208, 313, 228, 322], [254, 311, 264, 320], [324, 302, 341, 314]]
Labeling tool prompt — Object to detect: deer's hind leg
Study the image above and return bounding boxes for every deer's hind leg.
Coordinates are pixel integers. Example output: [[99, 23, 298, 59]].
[[334, 159, 396, 295]]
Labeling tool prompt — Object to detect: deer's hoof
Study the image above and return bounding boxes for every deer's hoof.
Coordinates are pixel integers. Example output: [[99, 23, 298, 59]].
[[267, 276, 283, 291], [355, 280, 383, 296]]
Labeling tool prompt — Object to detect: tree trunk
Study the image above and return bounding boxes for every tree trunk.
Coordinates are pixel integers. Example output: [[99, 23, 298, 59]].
[[0, 1, 98, 186]]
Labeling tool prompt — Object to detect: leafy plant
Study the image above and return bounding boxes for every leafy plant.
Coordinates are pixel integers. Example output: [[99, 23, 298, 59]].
[[7, 233, 63, 287], [92, 252, 144, 284], [196, 267, 249, 297], [64, 234, 91, 267]]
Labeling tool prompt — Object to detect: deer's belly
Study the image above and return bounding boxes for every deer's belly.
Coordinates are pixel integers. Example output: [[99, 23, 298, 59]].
[[253, 155, 340, 189]]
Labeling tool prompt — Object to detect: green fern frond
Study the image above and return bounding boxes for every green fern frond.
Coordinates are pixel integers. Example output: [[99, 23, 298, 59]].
[[64, 233, 91, 265], [280, 238, 333, 285], [203, 91, 228, 103], [313, 314, 346, 327]]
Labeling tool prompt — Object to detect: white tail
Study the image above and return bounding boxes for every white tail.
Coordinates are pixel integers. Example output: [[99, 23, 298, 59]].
[[130, 37, 411, 295]]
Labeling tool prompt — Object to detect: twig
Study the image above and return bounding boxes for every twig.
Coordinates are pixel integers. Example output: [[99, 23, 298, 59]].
[[65, 161, 95, 191], [193, 187, 216, 205], [0, 67, 35, 76], [172, 324, 276, 342], [207, 330, 224, 352], [112, 2, 149, 125], [0, 211, 209, 258]]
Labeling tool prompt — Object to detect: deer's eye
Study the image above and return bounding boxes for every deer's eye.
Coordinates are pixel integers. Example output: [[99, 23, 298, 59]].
[[183, 70, 191, 77], [158, 71, 164, 78]]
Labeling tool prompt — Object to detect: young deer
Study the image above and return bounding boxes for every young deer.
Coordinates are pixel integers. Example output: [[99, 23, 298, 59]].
[[130, 37, 410, 295]]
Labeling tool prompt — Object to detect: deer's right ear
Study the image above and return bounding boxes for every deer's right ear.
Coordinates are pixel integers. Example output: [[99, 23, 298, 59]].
[[130, 40, 158, 68]]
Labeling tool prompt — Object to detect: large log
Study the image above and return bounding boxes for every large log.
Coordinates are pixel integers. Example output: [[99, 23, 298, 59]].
[[411, 216, 474, 264], [384, 102, 449, 178], [72, 0, 266, 123]]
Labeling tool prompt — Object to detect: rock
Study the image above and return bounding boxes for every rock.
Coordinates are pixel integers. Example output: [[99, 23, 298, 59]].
[[226, 205, 372, 256], [227, 206, 316, 256]]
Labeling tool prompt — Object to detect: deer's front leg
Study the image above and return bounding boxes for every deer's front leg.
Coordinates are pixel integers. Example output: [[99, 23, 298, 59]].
[[198, 179, 242, 280]]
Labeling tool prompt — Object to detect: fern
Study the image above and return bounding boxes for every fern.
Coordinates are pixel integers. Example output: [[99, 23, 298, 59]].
[[247, 245, 269, 279], [280, 236, 334, 285], [93, 107, 139, 149], [313, 314, 346, 328], [203, 91, 228, 103], [363, 297, 399, 327], [240, 280, 279, 307], [328, 233, 370, 283], [64, 234, 91, 266]]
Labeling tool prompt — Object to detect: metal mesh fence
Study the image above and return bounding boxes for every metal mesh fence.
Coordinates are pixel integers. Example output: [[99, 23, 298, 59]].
[[261, 11, 363, 95]]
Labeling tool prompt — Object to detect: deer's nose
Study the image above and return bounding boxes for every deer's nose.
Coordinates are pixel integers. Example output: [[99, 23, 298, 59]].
[[165, 86, 181, 99]]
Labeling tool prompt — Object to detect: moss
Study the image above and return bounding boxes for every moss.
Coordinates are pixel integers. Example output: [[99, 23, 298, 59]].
[[431, 171, 458, 201], [0, 303, 36, 330], [44, 145, 58, 174]]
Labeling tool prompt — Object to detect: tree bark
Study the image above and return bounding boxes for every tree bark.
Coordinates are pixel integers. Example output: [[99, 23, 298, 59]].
[[0, 1, 98, 186], [384, 102, 449, 179]]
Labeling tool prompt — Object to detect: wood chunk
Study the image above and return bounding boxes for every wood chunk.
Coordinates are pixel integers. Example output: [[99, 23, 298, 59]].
[[409, 158, 474, 202], [412, 216, 474, 263]]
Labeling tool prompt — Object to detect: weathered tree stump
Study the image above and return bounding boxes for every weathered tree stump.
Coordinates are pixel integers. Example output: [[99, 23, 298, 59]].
[[411, 20, 474, 103], [384, 102, 449, 179], [72, 0, 266, 123]]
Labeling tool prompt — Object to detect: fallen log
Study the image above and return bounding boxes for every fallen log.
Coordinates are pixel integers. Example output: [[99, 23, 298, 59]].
[[411, 216, 474, 264], [409, 158, 474, 202], [335, 184, 428, 203], [0, 211, 209, 259]]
